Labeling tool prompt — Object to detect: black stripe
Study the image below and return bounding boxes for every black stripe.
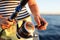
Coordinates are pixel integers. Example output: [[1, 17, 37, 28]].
[[0, 4, 18, 6], [0, 7, 15, 9], [0, 11, 27, 14], [0, 6, 16, 8], [2, 14, 30, 20], [0, 8, 6, 9], [2, 15, 11, 17], [0, 2, 19, 3], [1, 14, 30, 20], [0, 12, 13, 14], [17, 15, 30, 20], [0, 10, 14, 12], [1, 13, 30, 17], [17, 13, 29, 17], [0, 11, 14, 13], [0, 7, 26, 10], [0, 7, 26, 9], [0, 10, 27, 14], [19, 11, 27, 14]]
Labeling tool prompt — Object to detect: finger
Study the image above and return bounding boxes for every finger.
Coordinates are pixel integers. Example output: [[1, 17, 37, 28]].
[[0, 15, 2, 18], [7, 19, 16, 25], [34, 16, 41, 26], [38, 23, 48, 30], [1, 24, 11, 29], [38, 26, 47, 30], [40, 17, 48, 24]]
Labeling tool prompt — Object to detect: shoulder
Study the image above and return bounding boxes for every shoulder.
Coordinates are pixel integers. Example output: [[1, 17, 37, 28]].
[[28, 0, 36, 5]]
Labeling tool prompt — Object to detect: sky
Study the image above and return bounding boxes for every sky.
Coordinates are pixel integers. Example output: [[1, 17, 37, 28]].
[[26, 0, 60, 14]]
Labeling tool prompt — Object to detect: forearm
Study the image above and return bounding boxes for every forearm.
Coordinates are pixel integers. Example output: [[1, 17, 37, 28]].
[[28, 4, 40, 17]]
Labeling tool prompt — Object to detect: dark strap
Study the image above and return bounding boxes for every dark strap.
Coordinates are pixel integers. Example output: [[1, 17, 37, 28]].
[[0, 29, 4, 37]]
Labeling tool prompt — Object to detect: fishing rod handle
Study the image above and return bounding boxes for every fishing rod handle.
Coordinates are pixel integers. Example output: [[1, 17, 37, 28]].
[[10, 0, 29, 20], [35, 21, 45, 28]]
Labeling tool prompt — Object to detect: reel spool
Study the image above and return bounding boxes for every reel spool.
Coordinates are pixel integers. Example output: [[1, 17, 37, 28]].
[[16, 20, 35, 39]]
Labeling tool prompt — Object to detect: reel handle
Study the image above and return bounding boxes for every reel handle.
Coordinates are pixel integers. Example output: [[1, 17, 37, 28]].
[[35, 21, 45, 29]]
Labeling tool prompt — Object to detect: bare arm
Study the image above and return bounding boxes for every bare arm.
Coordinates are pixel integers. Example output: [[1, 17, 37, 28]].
[[27, 0, 48, 30], [28, 0, 40, 16]]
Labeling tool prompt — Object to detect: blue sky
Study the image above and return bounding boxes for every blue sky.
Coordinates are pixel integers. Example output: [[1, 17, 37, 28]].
[[26, 0, 60, 14]]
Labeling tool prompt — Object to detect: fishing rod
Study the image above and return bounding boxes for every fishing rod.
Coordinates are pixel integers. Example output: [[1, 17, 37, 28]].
[[0, 0, 29, 37], [9, 0, 29, 20]]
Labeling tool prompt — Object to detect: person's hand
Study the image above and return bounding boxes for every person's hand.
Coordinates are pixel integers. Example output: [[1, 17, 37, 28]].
[[0, 15, 16, 30], [34, 15, 48, 30]]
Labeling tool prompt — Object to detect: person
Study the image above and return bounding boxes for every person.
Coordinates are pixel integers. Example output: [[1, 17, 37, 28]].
[[0, 0, 48, 40]]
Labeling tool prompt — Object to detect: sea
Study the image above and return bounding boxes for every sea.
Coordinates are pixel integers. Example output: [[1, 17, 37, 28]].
[[31, 15, 60, 40]]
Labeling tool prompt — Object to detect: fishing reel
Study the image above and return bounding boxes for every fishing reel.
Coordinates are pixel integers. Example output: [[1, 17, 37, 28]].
[[16, 20, 35, 39], [16, 19, 45, 39]]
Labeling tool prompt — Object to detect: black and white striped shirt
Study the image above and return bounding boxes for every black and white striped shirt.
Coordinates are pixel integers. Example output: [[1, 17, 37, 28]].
[[0, 1, 30, 20]]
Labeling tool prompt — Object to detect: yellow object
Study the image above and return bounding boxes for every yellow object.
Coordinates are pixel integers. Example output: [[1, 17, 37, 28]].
[[1, 16, 34, 40]]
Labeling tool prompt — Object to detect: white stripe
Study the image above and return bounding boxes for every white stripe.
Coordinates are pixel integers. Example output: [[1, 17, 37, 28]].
[[19, 10, 27, 13], [2, 11, 14, 12], [0, 12, 8, 14], [1, 13, 12, 15], [21, 8, 26, 10], [18, 12, 28, 16], [0, 9, 27, 14], [0, 7, 26, 11], [0, 7, 26, 10], [0, 11, 14, 13], [16, 14, 29, 19]]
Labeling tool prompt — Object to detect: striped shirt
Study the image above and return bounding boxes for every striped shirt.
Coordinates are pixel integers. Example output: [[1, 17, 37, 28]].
[[0, 1, 30, 20]]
